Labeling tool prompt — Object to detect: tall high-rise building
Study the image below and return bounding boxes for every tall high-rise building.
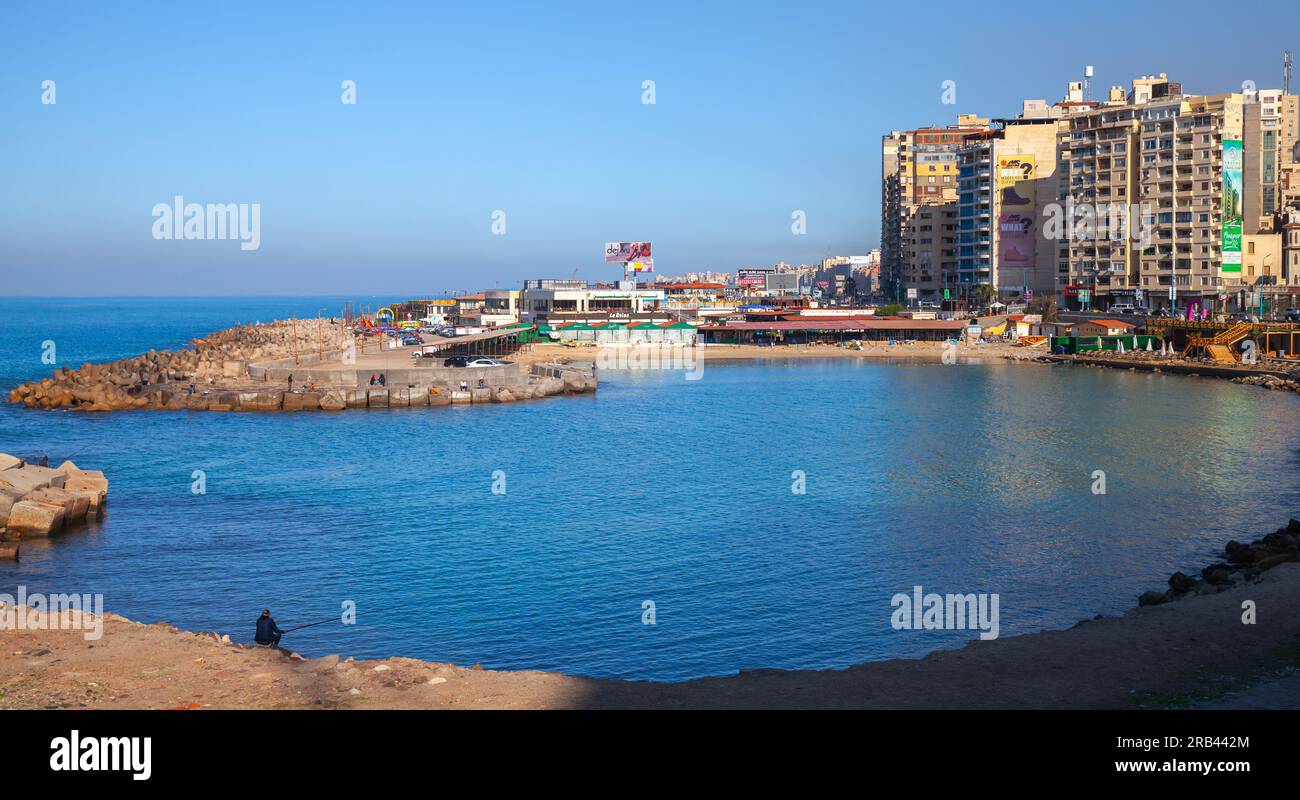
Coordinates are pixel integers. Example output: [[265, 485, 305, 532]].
[[1243, 90, 1299, 232], [955, 117, 1063, 306], [881, 117, 990, 302], [1054, 73, 1295, 312]]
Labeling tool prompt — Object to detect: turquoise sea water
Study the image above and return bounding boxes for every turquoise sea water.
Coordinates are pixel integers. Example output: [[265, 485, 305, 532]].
[[3, 297, 1299, 681]]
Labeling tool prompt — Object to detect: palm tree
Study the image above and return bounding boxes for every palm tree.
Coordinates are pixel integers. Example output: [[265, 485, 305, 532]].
[[1034, 296, 1059, 322]]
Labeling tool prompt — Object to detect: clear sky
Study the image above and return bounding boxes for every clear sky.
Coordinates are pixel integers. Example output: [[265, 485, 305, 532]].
[[2, 1, 1297, 295]]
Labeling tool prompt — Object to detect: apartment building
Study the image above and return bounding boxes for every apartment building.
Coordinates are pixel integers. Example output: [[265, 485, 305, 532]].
[[955, 117, 1062, 305], [1050, 71, 1294, 310], [1285, 213, 1300, 301], [881, 115, 990, 302], [1243, 90, 1299, 232]]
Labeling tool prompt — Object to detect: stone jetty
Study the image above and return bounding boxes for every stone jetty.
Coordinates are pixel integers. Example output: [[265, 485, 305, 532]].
[[0, 456, 110, 560], [6, 318, 595, 413], [8, 318, 347, 412]]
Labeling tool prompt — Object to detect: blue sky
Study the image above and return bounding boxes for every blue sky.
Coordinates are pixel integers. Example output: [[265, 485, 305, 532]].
[[2, 0, 1297, 295]]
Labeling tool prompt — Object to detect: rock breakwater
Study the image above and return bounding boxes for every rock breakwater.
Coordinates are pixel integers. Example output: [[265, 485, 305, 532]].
[[0, 455, 110, 559], [8, 318, 347, 412]]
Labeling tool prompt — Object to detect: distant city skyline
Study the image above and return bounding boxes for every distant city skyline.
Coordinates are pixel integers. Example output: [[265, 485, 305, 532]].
[[2, 1, 1297, 295]]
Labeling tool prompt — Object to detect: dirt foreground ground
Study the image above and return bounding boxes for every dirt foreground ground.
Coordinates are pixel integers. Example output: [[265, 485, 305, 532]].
[[4, 563, 1299, 710]]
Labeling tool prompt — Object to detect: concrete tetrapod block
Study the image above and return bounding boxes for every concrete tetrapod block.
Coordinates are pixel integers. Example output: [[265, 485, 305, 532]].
[[59, 487, 105, 519], [65, 471, 109, 495], [6, 500, 65, 537], [319, 390, 347, 411], [0, 453, 24, 472], [27, 488, 89, 524], [0, 466, 55, 494], [0, 487, 25, 526]]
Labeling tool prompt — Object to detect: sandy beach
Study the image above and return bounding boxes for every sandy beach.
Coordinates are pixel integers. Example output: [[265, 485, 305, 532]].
[[508, 340, 1030, 368]]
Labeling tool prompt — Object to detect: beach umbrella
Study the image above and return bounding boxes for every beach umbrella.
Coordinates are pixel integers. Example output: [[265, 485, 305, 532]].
[[1146, 339, 1153, 352]]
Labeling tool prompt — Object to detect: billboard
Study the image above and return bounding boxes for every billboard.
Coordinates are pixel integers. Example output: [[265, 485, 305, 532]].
[[998, 212, 1035, 269], [605, 242, 653, 263], [736, 268, 772, 287], [1222, 139, 1242, 272], [765, 273, 799, 293], [996, 155, 1036, 271], [627, 259, 654, 273]]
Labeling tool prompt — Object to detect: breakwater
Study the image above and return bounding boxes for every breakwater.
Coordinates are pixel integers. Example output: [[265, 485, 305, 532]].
[[6, 317, 596, 412], [8, 318, 347, 412], [0, 455, 110, 560]]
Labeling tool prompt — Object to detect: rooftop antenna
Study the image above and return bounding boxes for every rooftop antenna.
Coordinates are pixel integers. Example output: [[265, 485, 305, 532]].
[[1285, 50, 1293, 95]]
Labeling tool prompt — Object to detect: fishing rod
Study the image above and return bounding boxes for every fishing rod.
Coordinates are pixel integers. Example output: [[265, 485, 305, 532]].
[[276, 601, 411, 634]]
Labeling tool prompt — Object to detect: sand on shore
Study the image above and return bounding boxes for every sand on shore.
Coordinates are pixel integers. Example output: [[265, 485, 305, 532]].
[[4, 563, 1299, 710], [509, 340, 1030, 367]]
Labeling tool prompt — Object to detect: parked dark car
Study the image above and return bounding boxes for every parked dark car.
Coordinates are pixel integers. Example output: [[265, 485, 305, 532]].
[[443, 355, 472, 367]]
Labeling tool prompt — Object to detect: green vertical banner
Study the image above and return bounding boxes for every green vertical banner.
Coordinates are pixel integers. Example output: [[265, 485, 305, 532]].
[[1222, 139, 1242, 273]]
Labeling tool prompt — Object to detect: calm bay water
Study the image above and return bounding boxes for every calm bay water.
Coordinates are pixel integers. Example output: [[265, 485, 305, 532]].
[[3, 297, 1300, 681]]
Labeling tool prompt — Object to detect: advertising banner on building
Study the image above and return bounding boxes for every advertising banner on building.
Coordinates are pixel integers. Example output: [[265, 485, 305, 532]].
[[627, 259, 654, 273], [737, 268, 772, 287], [1222, 139, 1243, 272], [998, 212, 1035, 269], [996, 155, 1037, 271], [605, 242, 653, 263]]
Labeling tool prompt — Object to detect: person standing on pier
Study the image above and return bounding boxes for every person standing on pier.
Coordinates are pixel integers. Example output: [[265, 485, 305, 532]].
[[287, 373, 294, 393]]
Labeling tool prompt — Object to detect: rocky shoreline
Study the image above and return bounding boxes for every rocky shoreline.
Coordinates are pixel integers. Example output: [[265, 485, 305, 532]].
[[0, 454, 110, 559], [1041, 350, 1299, 383], [1231, 373, 1300, 394], [1139, 518, 1300, 607]]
